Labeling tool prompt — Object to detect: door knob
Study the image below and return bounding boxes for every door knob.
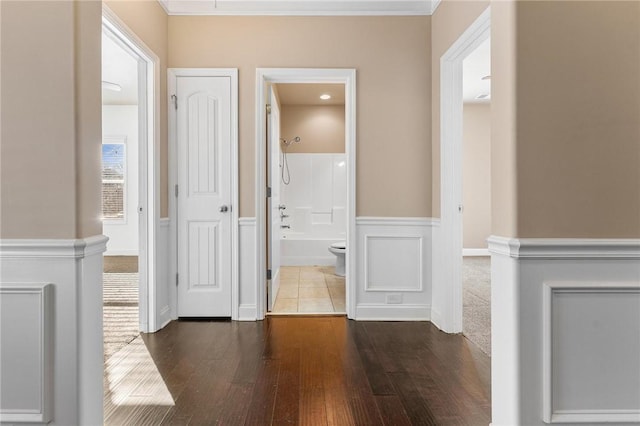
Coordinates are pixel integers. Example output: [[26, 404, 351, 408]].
[[219, 205, 229, 213]]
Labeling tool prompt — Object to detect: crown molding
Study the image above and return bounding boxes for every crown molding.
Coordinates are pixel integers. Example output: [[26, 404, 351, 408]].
[[158, 0, 438, 16]]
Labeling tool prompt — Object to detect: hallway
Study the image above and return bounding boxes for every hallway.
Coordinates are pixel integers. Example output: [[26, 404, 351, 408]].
[[104, 317, 491, 425]]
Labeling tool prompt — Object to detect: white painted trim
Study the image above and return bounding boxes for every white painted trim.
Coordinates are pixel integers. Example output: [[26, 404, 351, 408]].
[[0, 236, 109, 258], [436, 6, 490, 334], [168, 68, 240, 320], [363, 235, 424, 292], [0, 283, 53, 423], [430, 0, 442, 14], [463, 248, 490, 257], [158, 0, 438, 16], [355, 304, 431, 321], [543, 281, 640, 424], [238, 304, 258, 321], [239, 218, 257, 320], [102, 4, 160, 333], [356, 216, 439, 227], [104, 249, 139, 256], [255, 68, 357, 320], [488, 236, 640, 259]]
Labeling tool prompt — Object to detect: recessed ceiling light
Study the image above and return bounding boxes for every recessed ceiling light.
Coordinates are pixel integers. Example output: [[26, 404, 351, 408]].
[[320, 94, 331, 100]]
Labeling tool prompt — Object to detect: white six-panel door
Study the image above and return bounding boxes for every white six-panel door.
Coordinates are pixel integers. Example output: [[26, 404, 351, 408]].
[[176, 76, 232, 317]]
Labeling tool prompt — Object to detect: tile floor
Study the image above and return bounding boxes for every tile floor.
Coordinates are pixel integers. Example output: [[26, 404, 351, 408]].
[[272, 266, 346, 314]]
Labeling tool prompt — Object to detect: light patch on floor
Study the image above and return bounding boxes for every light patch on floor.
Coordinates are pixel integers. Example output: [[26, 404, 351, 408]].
[[272, 266, 346, 314], [103, 272, 139, 361], [104, 336, 175, 424]]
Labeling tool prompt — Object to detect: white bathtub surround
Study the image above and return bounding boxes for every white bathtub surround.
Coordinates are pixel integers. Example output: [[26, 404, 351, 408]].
[[280, 153, 346, 240], [355, 217, 435, 321], [0, 236, 108, 425], [489, 237, 640, 426]]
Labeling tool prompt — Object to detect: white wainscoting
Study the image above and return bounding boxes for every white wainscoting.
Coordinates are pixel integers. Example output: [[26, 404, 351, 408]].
[[0, 236, 108, 426], [0, 284, 53, 423], [489, 236, 640, 426], [156, 218, 172, 329], [354, 217, 434, 320], [238, 218, 257, 320]]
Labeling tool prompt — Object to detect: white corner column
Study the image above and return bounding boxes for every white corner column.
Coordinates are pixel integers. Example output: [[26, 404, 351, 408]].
[[489, 237, 640, 426], [0, 236, 108, 425]]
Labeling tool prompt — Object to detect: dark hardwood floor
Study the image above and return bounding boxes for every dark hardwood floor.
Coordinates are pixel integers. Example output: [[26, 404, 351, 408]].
[[104, 317, 491, 425]]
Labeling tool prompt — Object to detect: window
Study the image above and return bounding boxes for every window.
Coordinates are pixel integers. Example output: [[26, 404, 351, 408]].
[[102, 136, 126, 220]]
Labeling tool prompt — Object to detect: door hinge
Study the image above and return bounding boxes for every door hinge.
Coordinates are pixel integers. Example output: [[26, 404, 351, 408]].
[[175, 273, 179, 286], [175, 184, 179, 197], [171, 94, 178, 110], [266, 187, 272, 198], [266, 269, 272, 280], [266, 104, 271, 114]]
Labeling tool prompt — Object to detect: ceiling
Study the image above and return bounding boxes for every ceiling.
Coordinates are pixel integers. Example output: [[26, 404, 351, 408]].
[[275, 83, 345, 106], [158, 0, 441, 16], [102, 32, 139, 105], [463, 37, 491, 103]]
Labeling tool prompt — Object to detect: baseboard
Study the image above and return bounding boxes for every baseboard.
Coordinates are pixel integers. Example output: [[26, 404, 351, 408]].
[[463, 248, 489, 257], [238, 304, 257, 321], [430, 308, 444, 330], [355, 303, 431, 321]]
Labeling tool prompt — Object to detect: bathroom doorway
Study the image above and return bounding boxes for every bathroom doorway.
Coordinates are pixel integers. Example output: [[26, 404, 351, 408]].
[[269, 83, 347, 314], [255, 69, 356, 319]]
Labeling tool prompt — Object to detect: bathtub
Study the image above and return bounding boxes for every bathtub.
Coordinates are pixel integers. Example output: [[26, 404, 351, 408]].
[[280, 234, 345, 266]]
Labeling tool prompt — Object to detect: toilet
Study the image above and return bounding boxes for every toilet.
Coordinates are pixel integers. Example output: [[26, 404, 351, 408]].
[[328, 241, 346, 277]]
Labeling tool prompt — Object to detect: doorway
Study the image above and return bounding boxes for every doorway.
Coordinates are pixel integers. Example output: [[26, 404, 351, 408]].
[[461, 37, 492, 355], [255, 69, 356, 320], [101, 5, 159, 345], [268, 83, 348, 314], [435, 8, 490, 334], [167, 68, 239, 319]]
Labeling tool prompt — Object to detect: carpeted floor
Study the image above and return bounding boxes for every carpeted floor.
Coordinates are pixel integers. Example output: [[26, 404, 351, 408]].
[[463, 256, 491, 355], [103, 272, 140, 361]]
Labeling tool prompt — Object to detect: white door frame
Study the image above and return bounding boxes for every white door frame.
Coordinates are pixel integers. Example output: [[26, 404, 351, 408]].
[[102, 5, 160, 333], [255, 68, 357, 320], [437, 8, 490, 333], [168, 68, 240, 320]]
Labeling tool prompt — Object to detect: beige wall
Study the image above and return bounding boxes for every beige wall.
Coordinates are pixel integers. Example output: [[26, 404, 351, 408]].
[[169, 16, 432, 218], [431, 0, 490, 220], [280, 105, 345, 154], [1, 0, 102, 239], [463, 103, 491, 248], [105, 0, 169, 217], [513, 1, 640, 238], [490, 0, 518, 237]]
